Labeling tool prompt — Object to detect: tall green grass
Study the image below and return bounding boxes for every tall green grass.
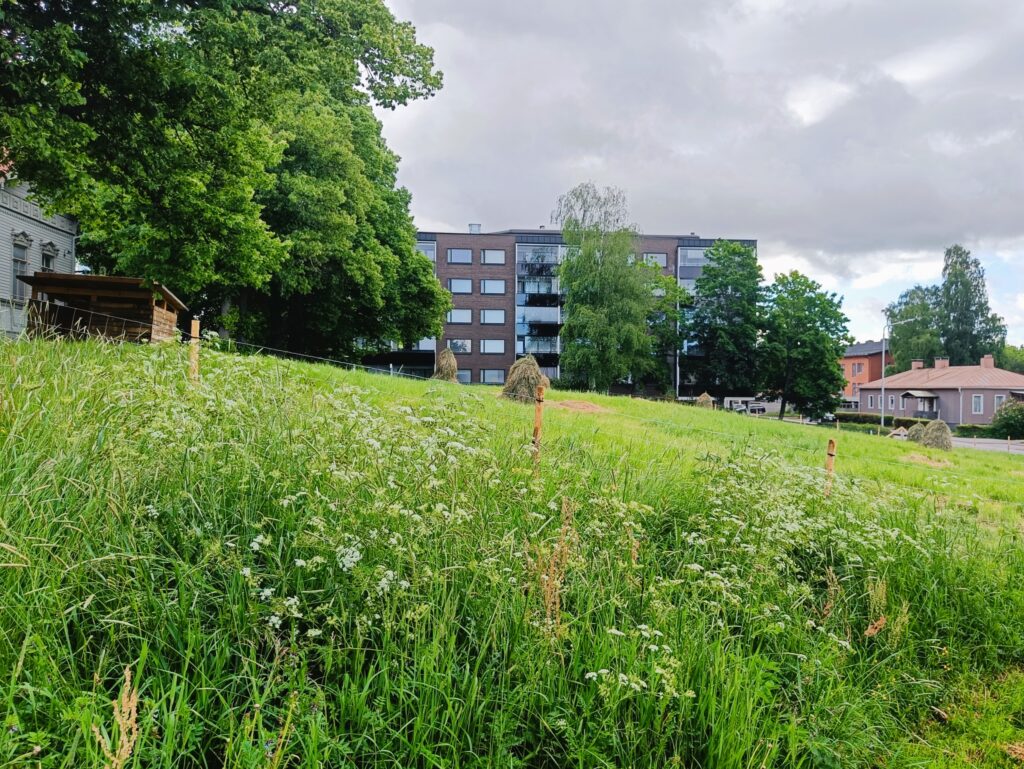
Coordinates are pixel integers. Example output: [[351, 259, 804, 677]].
[[1, 338, 1023, 767]]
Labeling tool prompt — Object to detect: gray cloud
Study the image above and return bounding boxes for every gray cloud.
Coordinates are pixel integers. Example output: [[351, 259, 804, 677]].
[[380, 0, 1024, 315]]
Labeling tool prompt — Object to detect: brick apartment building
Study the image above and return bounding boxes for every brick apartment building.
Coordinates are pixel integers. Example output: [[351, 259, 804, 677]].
[[839, 340, 893, 407], [371, 225, 756, 394]]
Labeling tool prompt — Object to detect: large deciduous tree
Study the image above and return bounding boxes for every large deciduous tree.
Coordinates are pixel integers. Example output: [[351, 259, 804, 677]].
[[0, 0, 447, 355], [938, 245, 1005, 365], [684, 240, 763, 397], [884, 285, 943, 372], [761, 272, 850, 420], [554, 183, 670, 392]]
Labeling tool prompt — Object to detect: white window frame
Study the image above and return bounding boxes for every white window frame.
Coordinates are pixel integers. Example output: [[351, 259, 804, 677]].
[[972, 394, 984, 415], [448, 278, 472, 294], [480, 309, 505, 325], [480, 339, 505, 355], [11, 237, 31, 303], [481, 249, 506, 265], [995, 394, 1006, 411], [446, 308, 472, 324], [868, 394, 874, 408], [447, 338, 472, 354], [888, 394, 895, 410], [480, 279, 506, 295]]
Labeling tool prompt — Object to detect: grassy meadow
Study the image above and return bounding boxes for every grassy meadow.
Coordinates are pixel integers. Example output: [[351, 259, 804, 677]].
[[2, 337, 1024, 767]]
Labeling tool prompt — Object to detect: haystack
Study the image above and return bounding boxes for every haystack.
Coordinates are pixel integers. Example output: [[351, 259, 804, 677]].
[[919, 419, 953, 451], [433, 347, 459, 383], [906, 423, 925, 443], [501, 355, 550, 403], [695, 392, 714, 409]]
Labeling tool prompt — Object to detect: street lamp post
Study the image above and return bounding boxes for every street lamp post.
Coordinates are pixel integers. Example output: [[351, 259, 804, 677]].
[[879, 316, 921, 434]]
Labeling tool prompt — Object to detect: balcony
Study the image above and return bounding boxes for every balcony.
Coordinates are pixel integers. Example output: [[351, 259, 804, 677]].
[[517, 337, 560, 355], [516, 262, 559, 278], [517, 277, 560, 295], [516, 306, 560, 324]]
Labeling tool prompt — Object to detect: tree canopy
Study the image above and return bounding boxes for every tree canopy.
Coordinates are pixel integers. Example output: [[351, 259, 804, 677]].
[[760, 272, 850, 420], [884, 246, 1005, 371], [1, 0, 447, 355], [554, 183, 677, 392], [684, 240, 763, 397]]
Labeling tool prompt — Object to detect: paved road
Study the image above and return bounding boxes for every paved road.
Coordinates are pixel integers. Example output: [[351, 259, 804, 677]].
[[951, 437, 1024, 455]]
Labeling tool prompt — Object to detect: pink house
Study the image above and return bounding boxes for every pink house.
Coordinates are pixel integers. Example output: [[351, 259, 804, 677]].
[[857, 355, 1024, 426]]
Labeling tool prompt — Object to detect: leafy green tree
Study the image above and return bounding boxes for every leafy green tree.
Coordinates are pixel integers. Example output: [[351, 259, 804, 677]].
[[683, 240, 763, 397], [1, 0, 446, 354], [939, 245, 1006, 365], [997, 344, 1024, 374], [761, 272, 850, 420], [884, 285, 943, 371], [554, 183, 664, 392]]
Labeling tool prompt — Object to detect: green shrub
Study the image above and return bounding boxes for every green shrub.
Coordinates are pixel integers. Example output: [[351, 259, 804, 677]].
[[893, 416, 930, 429], [920, 419, 953, 450], [835, 412, 929, 429], [991, 401, 1024, 439], [955, 423, 992, 438]]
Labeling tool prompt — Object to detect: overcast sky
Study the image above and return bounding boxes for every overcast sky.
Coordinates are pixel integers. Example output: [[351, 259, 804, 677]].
[[379, 0, 1024, 345]]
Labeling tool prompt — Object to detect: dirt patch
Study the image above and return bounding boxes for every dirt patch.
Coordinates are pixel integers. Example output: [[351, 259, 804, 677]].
[[548, 400, 611, 414], [1004, 743, 1024, 762], [904, 453, 952, 469]]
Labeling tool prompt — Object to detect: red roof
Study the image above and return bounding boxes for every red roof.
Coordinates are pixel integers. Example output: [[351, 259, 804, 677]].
[[861, 364, 1024, 390]]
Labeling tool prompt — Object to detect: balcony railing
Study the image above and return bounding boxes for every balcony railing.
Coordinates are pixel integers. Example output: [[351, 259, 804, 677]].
[[517, 337, 560, 354], [517, 278, 560, 294], [516, 306, 560, 324], [516, 262, 558, 277]]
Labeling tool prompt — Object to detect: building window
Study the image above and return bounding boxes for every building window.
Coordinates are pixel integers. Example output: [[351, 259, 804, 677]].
[[447, 338, 472, 354], [456, 369, 472, 384], [852, 362, 864, 376], [448, 278, 472, 294], [972, 394, 984, 414], [481, 369, 506, 384], [447, 248, 472, 264], [416, 242, 437, 262], [480, 309, 505, 324], [481, 249, 506, 265], [678, 248, 707, 267], [480, 279, 506, 294], [995, 394, 1006, 411], [411, 337, 436, 352], [868, 394, 874, 408], [41, 243, 58, 272], [11, 243, 29, 303], [644, 253, 668, 268], [888, 394, 895, 410], [481, 339, 505, 354], [899, 396, 906, 411], [446, 308, 472, 324]]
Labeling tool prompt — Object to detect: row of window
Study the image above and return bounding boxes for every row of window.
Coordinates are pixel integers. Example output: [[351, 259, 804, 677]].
[[445, 307, 562, 325], [842, 362, 866, 376], [866, 393, 1006, 414], [447, 308, 506, 324], [447, 278, 506, 294], [446, 339, 505, 355], [10, 236, 59, 302], [415, 243, 507, 265], [454, 369, 506, 384]]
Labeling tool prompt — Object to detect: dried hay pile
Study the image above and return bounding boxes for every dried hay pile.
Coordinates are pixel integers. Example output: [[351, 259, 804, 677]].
[[432, 348, 459, 383], [501, 355, 550, 403], [695, 392, 714, 409], [919, 419, 953, 451]]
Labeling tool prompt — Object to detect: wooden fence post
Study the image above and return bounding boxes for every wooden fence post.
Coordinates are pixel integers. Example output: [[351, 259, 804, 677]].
[[532, 385, 545, 478], [824, 438, 837, 497], [189, 318, 200, 383]]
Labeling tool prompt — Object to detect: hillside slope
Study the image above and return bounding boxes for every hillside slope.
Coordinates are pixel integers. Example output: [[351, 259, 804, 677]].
[[1, 339, 1023, 768]]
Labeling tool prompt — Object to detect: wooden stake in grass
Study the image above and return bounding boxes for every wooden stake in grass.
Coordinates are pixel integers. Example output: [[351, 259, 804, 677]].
[[824, 438, 837, 497], [189, 318, 200, 383], [532, 385, 545, 478]]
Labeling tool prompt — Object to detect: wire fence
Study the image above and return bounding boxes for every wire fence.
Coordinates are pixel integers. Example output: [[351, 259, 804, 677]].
[[6, 299, 1023, 512]]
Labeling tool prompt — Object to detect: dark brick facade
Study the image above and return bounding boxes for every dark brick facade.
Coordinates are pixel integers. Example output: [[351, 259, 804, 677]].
[[378, 228, 757, 390]]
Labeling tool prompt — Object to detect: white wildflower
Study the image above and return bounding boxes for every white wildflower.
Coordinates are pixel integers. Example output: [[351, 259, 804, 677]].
[[606, 627, 626, 637], [267, 614, 282, 629]]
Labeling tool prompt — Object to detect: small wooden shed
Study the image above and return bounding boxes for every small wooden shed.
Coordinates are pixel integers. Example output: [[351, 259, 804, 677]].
[[19, 273, 188, 343]]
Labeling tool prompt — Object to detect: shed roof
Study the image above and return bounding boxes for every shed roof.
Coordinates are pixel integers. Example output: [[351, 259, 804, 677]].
[[18, 273, 187, 313], [861, 365, 1024, 391]]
